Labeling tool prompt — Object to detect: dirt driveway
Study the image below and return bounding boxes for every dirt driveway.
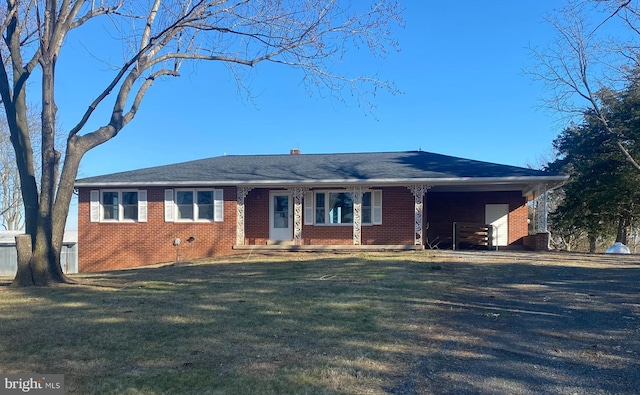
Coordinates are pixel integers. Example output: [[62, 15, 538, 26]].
[[392, 251, 640, 395]]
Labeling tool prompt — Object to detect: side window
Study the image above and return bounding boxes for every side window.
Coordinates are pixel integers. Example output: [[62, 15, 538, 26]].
[[176, 191, 194, 220], [171, 189, 224, 222], [197, 191, 214, 220], [95, 190, 145, 222], [102, 191, 119, 220], [122, 191, 139, 221]]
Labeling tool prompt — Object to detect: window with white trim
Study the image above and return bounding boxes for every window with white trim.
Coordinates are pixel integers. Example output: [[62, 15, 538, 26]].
[[306, 190, 381, 225], [362, 192, 372, 224], [167, 189, 223, 222], [90, 190, 147, 222]]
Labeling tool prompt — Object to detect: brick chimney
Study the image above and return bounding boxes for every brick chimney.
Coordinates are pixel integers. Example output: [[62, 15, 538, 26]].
[[290, 149, 301, 155]]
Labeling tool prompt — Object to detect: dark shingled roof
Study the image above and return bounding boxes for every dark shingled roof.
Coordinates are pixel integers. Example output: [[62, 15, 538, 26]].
[[75, 151, 566, 187]]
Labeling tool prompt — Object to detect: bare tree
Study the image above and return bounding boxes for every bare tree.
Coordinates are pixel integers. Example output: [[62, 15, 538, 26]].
[[0, 0, 402, 286], [0, 107, 41, 230], [529, 0, 640, 170], [0, 127, 22, 230]]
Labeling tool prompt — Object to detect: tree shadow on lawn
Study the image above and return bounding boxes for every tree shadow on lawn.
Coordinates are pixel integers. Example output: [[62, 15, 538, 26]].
[[0, 253, 638, 395], [0, 256, 439, 394], [386, 255, 640, 395]]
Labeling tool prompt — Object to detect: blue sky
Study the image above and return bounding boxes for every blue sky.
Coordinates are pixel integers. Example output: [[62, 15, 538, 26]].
[[57, 1, 570, 228]]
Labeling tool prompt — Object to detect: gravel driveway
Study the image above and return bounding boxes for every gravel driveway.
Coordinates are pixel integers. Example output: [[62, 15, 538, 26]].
[[391, 251, 640, 395]]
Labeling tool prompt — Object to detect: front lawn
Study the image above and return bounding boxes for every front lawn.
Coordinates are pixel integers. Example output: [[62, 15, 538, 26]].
[[0, 252, 449, 394]]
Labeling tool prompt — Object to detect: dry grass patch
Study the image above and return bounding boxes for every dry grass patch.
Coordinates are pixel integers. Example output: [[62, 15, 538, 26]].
[[2, 250, 638, 394], [0, 252, 450, 394]]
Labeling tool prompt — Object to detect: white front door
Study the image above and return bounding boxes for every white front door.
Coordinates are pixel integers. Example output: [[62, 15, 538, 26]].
[[485, 204, 509, 247], [270, 192, 292, 241]]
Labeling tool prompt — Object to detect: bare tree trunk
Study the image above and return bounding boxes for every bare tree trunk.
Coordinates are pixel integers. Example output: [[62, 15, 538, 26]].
[[11, 22, 72, 286], [616, 215, 630, 244], [11, 235, 33, 286], [7, 102, 42, 285], [589, 233, 597, 253], [11, 142, 82, 286]]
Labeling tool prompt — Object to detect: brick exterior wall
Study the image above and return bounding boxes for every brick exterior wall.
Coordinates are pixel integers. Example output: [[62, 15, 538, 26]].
[[78, 186, 531, 271], [243, 187, 416, 245], [244, 188, 271, 245], [78, 187, 237, 272], [523, 232, 550, 251], [426, 191, 528, 249], [362, 187, 416, 245]]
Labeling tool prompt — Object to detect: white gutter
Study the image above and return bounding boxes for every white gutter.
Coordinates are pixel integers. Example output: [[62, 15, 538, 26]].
[[75, 175, 569, 188]]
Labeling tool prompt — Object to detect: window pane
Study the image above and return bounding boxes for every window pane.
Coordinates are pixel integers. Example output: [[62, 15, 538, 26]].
[[122, 191, 138, 220], [176, 191, 193, 205], [197, 191, 214, 220], [362, 192, 371, 206], [197, 191, 213, 204], [329, 192, 353, 224], [122, 191, 138, 205], [362, 192, 372, 224], [273, 195, 289, 228], [315, 193, 325, 224], [176, 191, 194, 220], [178, 205, 194, 220], [102, 191, 118, 220]]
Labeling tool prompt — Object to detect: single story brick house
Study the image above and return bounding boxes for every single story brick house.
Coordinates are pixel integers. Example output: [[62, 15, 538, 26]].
[[74, 151, 567, 272]]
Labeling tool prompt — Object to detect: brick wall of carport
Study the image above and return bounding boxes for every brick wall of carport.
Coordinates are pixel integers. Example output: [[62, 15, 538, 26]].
[[425, 191, 528, 249]]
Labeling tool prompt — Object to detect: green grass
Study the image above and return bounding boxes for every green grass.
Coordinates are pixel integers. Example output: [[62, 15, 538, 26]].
[[0, 252, 450, 394]]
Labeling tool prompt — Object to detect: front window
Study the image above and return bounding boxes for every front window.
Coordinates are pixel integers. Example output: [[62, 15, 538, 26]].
[[315, 193, 326, 224], [314, 191, 372, 225], [362, 192, 372, 224], [329, 192, 353, 224]]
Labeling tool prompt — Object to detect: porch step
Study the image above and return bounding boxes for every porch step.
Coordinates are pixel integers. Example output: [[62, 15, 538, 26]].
[[266, 240, 296, 246], [234, 244, 425, 252]]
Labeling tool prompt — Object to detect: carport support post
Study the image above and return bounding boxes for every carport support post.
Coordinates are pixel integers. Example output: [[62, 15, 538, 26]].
[[536, 184, 548, 233], [535, 184, 550, 251], [407, 185, 431, 245], [536, 184, 549, 233], [236, 187, 253, 245]]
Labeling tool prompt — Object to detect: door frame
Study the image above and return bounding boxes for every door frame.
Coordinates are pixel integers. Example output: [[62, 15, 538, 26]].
[[485, 204, 509, 247], [269, 191, 292, 241]]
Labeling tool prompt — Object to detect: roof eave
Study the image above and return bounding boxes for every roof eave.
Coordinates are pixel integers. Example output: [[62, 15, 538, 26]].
[[75, 175, 569, 188], [522, 176, 568, 199]]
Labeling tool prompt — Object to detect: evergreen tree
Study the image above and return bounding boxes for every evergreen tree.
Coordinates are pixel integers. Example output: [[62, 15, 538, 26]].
[[549, 76, 640, 251]]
